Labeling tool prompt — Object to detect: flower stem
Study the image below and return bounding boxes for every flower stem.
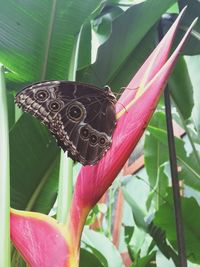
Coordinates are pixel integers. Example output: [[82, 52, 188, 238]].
[[56, 28, 82, 223], [57, 152, 73, 223], [0, 64, 11, 267], [107, 188, 113, 239]]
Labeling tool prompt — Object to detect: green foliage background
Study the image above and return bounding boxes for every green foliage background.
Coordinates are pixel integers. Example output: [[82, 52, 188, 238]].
[[0, 0, 200, 266]]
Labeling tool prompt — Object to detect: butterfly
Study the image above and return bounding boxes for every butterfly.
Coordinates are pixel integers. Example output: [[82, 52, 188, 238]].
[[15, 80, 117, 165]]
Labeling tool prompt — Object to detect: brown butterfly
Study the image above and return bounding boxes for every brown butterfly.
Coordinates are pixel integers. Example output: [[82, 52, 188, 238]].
[[15, 81, 117, 165]]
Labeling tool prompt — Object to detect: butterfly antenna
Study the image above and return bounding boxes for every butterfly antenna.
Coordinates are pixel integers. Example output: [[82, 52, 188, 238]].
[[116, 101, 128, 113], [121, 86, 139, 93], [112, 86, 139, 99]]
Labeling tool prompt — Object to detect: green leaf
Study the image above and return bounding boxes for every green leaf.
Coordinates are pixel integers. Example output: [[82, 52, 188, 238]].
[[162, 1, 200, 55], [5, 1, 106, 215], [145, 164, 169, 210], [178, 0, 200, 55], [0, 0, 104, 84], [154, 191, 200, 264], [148, 126, 200, 191], [80, 248, 104, 267], [167, 2, 179, 13], [124, 225, 135, 261], [0, 64, 11, 267], [82, 228, 125, 267], [122, 187, 147, 231], [155, 251, 175, 267], [122, 183, 178, 264], [10, 114, 59, 211], [31, 156, 60, 213], [85, 203, 107, 226], [168, 56, 194, 120], [11, 249, 26, 267], [145, 112, 168, 187], [91, 5, 122, 48], [124, 225, 134, 245], [185, 55, 200, 132], [148, 222, 178, 264], [130, 251, 156, 267], [78, 22, 92, 70], [110, 24, 158, 91], [78, 0, 175, 87], [7, 91, 15, 129]]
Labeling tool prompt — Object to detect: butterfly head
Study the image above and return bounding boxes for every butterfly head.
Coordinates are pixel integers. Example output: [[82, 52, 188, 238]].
[[104, 85, 117, 104]]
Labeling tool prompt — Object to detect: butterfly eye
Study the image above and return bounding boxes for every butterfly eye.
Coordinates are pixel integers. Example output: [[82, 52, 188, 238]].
[[80, 127, 89, 139], [35, 89, 49, 102], [48, 100, 62, 112], [66, 102, 85, 122], [90, 134, 98, 145], [99, 136, 107, 147], [69, 106, 81, 119]]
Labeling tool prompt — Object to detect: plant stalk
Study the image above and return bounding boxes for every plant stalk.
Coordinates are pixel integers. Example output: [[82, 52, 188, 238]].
[[158, 18, 187, 267], [107, 188, 113, 238], [57, 152, 73, 223], [164, 86, 187, 267], [0, 64, 11, 267]]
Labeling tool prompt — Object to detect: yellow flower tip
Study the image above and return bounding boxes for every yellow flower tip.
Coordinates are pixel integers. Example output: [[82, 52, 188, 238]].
[[116, 83, 147, 120], [69, 253, 79, 267]]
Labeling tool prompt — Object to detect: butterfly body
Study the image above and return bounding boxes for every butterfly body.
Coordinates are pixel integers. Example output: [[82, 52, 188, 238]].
[[15, 81, 117, 165]]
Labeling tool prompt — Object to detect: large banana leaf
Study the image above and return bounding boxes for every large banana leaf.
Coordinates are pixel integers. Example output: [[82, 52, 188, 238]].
[[77, 0, 175, 87], [1, 0, 106, 213], [0, 0, 103, 85], [0, 0, 175, 213]]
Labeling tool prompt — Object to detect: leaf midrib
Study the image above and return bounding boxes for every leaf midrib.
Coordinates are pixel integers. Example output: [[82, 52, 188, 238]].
[[41, 0, 58, 80]]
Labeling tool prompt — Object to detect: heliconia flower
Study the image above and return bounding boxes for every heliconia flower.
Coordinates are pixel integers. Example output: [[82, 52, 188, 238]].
[[10, 8, 196, 267], [10, 208, 72, 267]]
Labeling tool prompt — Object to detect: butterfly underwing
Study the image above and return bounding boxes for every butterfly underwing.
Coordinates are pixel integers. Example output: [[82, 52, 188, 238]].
[[15, 80, 117, 165]]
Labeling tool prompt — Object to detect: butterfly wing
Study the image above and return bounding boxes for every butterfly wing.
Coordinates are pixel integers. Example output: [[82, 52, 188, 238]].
[[15, 81, 116, 165]]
